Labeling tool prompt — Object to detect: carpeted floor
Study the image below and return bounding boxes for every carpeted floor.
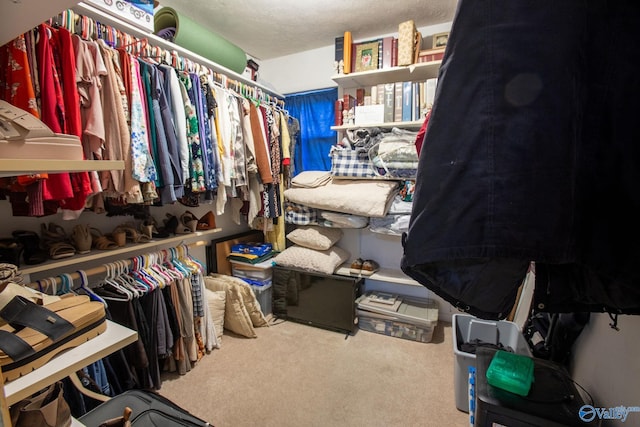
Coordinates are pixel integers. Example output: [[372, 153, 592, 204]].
[[158, 319, 469, 427]]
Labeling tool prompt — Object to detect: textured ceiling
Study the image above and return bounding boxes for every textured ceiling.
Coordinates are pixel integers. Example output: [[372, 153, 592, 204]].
[[156, 0, 459, 60]]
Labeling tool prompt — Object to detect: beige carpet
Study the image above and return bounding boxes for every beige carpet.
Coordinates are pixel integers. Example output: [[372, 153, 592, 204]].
[[158, 319, 469, 427]]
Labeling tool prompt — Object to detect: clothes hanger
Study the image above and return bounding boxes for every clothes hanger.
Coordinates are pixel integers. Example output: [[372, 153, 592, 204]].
[[76, 269, 107, 306]]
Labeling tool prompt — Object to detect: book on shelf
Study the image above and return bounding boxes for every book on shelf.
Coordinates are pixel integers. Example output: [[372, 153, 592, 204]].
[[334, 35, 344, 74], [334, 99, 343, 126], [417, 47, 446, 63], [425, 78, 438, 112], [376, 83, 385, 105], [343, 94, 357, 112], [383, 83, 395, 123], [402, 81, 413, 122], [356, 88, 365, 106], [391, 38, 398, 67], [394, 81, 403, 122], [382, 36, 394, 68], [371, 85, 378, 104], [343, 31, 352, 74]]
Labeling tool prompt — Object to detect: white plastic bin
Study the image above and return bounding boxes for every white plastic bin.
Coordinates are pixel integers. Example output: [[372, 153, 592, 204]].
[[251, 282, 272, 316], [452, 314, 532, 412]]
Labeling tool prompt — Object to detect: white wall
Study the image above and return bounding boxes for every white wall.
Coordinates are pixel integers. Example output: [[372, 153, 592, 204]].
[[258, 20, 640, 423]]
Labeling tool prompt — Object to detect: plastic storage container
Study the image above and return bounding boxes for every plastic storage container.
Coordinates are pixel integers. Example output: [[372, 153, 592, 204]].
[[452, 314, 532, 412], [356, 293, 439, 343], [250, 282, 272, 316], [230, 259, 273, 282]]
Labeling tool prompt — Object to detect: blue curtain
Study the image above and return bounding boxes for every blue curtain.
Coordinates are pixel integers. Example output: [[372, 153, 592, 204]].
[[285, 88, 337, 173]]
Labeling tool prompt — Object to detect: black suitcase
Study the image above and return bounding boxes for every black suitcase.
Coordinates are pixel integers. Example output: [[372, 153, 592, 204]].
[[78, 389, 212, 426]]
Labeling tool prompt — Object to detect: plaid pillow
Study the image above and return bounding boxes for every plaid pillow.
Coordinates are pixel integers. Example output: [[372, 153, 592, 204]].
[[330, 148, 376, 178], [284, 201, 318, 225]]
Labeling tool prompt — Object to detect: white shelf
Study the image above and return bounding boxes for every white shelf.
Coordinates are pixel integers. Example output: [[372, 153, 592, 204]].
[[331, 61, 441, 89], [21, 228, 222, 276], [331, 120, 424, 131], [335, 265, 423, 287], [3, 320, 138, 406], [0, 159, 124, 178]]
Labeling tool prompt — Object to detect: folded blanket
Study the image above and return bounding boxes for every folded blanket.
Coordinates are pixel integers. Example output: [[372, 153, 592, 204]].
[[284, 179, 399, 218], [291, 171, 332, 188]]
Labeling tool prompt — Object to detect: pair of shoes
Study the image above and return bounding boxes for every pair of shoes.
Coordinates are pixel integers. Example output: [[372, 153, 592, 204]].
[[114, 223, 150, 244], [349, 258, 380, 276], [141, 216, 169, 239], [40, 223, 76, 260], [196, 211, 216, 230], [0, 295, 106, 382], [12, 231, 47, 265]]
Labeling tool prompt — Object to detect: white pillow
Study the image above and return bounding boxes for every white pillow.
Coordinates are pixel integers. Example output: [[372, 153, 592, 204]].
[[205, 289, 226, 347], [286, 225, 343, 250], [273, 245, 350, 275]]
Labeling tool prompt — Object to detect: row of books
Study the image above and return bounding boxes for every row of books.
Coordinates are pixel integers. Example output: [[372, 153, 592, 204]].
[[335, 78, 438, 126], [336, 21, 448, 75]]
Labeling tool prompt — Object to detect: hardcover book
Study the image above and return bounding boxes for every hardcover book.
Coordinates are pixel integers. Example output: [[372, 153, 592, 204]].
[[402, 81, 413, 122], [343, 31, 352, 74], [382, 36, 394, 68], [383, 83, 395, 122], [394, 82, 403, 122]]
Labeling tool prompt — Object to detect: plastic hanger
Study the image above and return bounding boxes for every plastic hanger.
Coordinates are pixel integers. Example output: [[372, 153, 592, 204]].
[[76, 269, 107, 306]]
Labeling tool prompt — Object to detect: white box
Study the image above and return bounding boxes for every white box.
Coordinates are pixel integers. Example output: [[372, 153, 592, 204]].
[[86, 0, 154, 32], [355, 104, 384, 125]]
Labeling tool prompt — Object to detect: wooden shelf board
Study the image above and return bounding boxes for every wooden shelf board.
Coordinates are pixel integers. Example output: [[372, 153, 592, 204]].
[[4, 320, 138, 406], [0, 159, 124, 178], [21, 228, 222, 276]]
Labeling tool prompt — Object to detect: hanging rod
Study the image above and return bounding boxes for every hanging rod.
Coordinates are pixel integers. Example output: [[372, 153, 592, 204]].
[[26, 240, 208, 291], [72, 1, 284, 99]]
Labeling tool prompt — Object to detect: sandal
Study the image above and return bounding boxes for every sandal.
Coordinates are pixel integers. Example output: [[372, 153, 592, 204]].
[[11, 230, 47, 265], [0, 295, 106, 382], [360, 259, 380, 276], [40, 223, 76, 260], [196, 210, 217, 230], [114, 223, 150, 244], [178, 211, 198, 234], [90, 229, 118, 251], [141, 216, 169, 239], [163, 214, 179, 235]]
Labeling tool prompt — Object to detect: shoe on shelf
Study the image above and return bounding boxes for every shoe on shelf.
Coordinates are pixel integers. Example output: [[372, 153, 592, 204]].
[[361, 259, 380, 276], [196, 211, 216, 230], [179, 211, 198, 233], [350, 258, 364, 275], [11, 230, 47, 265], [40, 223, 75, 260], [71, 224, 92, 254]]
